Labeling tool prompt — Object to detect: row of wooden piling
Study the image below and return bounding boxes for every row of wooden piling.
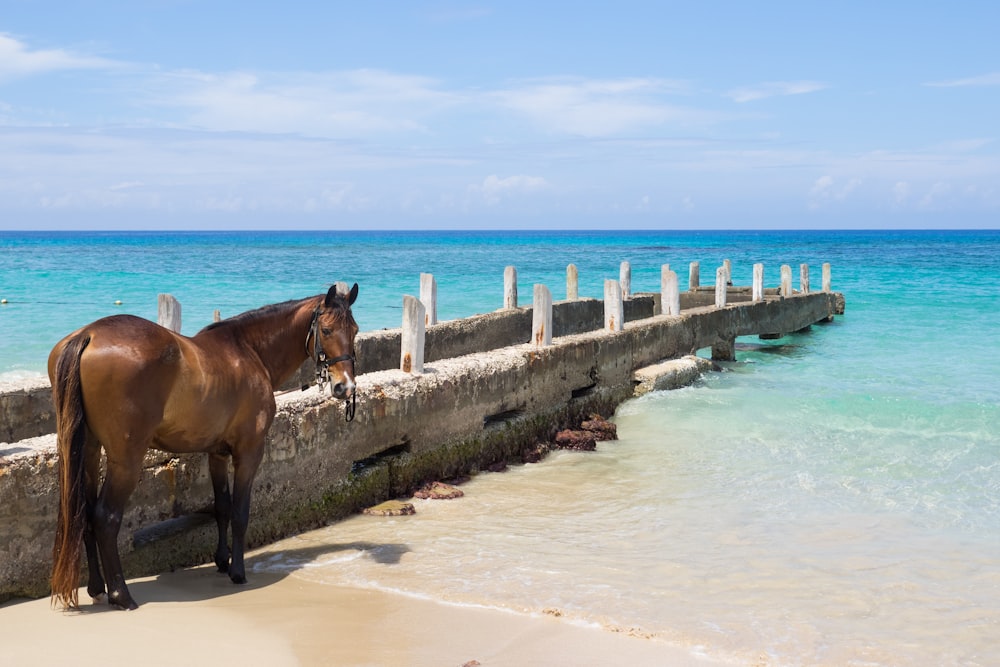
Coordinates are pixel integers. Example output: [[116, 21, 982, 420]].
[[399, 260, 831, 374], [156, 260, 831, 378]]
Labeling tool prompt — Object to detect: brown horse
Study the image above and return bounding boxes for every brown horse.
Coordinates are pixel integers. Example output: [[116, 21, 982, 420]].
[[48, 283, 359, 610]]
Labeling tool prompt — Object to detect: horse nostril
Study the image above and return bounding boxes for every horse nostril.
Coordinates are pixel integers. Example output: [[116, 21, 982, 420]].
[[333, 381, 356, 397]]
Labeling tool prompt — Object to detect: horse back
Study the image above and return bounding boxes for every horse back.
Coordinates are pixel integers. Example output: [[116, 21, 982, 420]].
[[49, 314, 179, 385]]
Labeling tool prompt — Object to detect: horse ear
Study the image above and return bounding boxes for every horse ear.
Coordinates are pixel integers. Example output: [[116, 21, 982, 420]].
[[324, 282, 358, 307], [324, 284, 339, 307]]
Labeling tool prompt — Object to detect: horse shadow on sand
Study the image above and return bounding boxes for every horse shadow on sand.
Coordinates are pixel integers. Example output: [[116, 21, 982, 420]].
[[70, 540, 411, 613]]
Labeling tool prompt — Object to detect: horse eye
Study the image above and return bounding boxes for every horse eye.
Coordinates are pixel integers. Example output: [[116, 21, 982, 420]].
[[321, 327, 332, 336]]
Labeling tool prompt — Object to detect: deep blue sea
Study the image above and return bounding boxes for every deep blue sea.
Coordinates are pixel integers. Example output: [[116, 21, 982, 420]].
[[2, 229, 998, 665]]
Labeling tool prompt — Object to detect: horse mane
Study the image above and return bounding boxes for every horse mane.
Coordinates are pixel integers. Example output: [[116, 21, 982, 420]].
[[198, 297, 313, 335], [197, 292, 352, 335]]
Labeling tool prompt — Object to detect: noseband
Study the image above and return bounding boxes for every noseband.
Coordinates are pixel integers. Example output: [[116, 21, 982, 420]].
[[307, 306, 357, 422]]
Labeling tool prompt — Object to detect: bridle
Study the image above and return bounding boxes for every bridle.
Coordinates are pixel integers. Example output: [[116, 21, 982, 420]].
[[306, 305, 357, 422]]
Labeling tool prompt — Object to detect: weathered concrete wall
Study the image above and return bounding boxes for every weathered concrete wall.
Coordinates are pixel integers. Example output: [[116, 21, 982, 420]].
[[287, 295, 657, 388], [0, 291, 842, 602], [633, 355, 715, 395], [0, 377, 53, 443], [0, 296, 657, 439]]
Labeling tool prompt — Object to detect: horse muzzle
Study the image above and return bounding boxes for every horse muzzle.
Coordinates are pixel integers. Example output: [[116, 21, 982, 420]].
[[331, 378, 355, 401]]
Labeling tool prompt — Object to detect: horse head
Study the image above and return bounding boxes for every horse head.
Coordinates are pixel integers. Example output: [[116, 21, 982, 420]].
[[311, 283, 360, 408]]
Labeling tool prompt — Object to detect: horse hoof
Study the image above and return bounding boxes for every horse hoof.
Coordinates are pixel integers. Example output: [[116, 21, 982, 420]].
[[91, 593, 108, 605], [216, 564, 229, 574], [110, 599, 138, 611], [108, 592, 139, 611], [230, 574, 247, 585]]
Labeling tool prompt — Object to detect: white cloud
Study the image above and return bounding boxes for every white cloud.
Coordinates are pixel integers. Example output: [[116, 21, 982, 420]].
[[924, 72, 1000, 87], [810, 175, 835, 195], [889, 180, 961, 210], [919, 182, 953, 209], [2, 37, 713, 141], [146, 68, 461, 137], [0, 34, 116, 82], [726, 81, 828, 103], [303, 184, 371, 212], [36, 183, 161, 210], [808, 175, 861, 209], [1, 32, 997, 223], [932, 138, 994, 153], [491, 77, 696, 137], [97, 69, 716, 141], [470, 174, 548, 205]]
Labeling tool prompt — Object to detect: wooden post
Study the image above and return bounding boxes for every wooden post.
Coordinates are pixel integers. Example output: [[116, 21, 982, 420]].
[[604, 279, 624, 332], [689, 261, 700, 291], [800, 264, 810, 294], [213, 309, 221, 323], [420, 273, 437, 326], [335, 281, 350, 297], [822, 263, 832, 292], [715, 266, 727, 308], [400, 295, 425, 374], [661, 267, 680, 316], [780, 265, 793, 297], [504, 266, 517, 309], [532, 284, 553, 347], [752, 263, 764, 302], [723, 258, 732, 286], [566, 264, 579, 301], [619, 261, 631, 300], [157, 294, 181, 332], [659, 263, 670, 315]]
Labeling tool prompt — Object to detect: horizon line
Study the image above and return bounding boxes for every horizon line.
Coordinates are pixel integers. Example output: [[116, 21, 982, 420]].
[[2, 227, 998, 233]]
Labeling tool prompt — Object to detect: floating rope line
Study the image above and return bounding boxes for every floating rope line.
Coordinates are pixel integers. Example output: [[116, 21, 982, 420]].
[[0, 299, 127, 305]]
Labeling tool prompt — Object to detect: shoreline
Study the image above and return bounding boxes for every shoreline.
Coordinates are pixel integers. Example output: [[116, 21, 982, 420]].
[[1, 559, 729, 667]]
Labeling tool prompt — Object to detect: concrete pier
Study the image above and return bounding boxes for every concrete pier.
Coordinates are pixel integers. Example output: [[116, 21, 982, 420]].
[[0, 276, 844, 602]]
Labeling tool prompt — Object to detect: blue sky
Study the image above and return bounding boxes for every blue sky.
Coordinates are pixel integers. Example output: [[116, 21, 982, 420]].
[[1, 1, 998, 230]]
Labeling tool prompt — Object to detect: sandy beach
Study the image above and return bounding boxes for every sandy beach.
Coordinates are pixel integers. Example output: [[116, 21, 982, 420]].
[[1, 552, 728, 667]]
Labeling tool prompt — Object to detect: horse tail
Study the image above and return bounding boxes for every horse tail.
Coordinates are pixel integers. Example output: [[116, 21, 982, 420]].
[[50, 332, 92, 609]]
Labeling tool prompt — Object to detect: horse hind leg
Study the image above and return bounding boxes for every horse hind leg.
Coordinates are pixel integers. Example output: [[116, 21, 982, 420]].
[[208, 453, 232, 574], [93, 454, 144, 610], [83, 435, 106, 603], [83, 527, 105, 604]]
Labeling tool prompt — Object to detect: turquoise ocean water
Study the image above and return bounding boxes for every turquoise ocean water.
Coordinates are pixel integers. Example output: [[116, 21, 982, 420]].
[[1, 230, 998, 665]]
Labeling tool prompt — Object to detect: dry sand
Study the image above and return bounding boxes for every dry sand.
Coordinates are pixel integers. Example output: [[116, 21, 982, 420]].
[[1, 558, 728, 667]]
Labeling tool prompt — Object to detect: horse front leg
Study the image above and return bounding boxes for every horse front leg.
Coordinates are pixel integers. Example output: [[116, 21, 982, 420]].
[[208, 453, 232, 573], [228, 445, 264, 585], [93, 456, 143, 610]]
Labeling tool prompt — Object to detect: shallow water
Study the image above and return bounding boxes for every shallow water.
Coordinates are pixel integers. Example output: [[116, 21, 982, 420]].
[[250, 361, 999, 665], [3, 229, 999, 665]]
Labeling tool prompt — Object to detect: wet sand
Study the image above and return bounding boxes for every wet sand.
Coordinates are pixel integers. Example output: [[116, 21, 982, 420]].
[[1, 560, 727, 667]]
